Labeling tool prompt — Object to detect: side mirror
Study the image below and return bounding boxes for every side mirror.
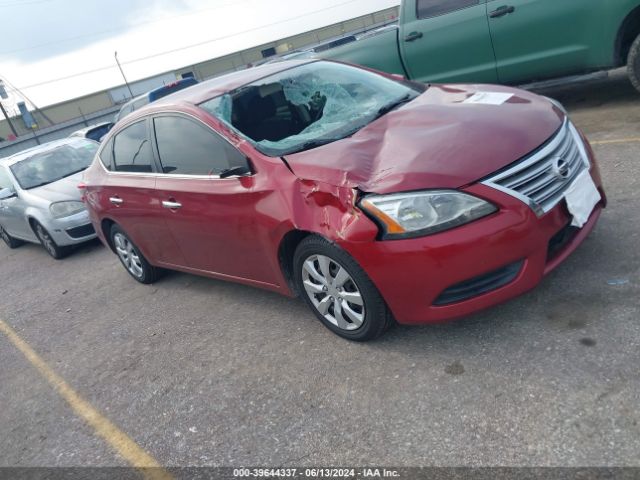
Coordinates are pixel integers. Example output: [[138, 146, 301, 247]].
[[219, 165, 252, 179], [0, 187, 15, 200]]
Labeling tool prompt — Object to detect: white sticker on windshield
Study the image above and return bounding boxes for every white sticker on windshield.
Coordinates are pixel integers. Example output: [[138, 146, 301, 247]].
[[463, 92, 514, 105]]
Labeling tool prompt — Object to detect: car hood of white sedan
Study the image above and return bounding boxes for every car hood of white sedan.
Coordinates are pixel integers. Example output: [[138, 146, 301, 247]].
[[26, 171, 85, 204]]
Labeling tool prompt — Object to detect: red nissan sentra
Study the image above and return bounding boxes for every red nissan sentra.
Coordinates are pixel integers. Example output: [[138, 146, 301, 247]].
[[82, 60, 605, 341]]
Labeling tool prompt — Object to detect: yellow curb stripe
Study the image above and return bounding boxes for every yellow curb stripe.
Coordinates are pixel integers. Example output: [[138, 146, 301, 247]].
[[0, 319, 172, 480], [591, 138, 640, 146]]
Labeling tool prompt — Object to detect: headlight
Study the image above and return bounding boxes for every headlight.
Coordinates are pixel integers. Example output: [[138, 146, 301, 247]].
[[50, 201, 86, 219], [360, 190, 497, 240]]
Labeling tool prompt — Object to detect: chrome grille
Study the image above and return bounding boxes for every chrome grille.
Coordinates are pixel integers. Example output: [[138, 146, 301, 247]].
[[482, 120, 589, 216]]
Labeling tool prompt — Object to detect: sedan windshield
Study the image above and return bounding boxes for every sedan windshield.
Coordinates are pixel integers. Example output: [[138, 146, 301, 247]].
[[10, 140, 98, 190], [200, 61, 422, 156]]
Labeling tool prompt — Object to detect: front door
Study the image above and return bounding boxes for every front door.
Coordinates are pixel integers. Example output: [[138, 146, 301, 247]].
[[151, 114, 280, 286], [400, 0, 498, 83]]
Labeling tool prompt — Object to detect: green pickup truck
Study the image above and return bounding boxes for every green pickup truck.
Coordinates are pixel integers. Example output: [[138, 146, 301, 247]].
[[321, 0, 640, 91]]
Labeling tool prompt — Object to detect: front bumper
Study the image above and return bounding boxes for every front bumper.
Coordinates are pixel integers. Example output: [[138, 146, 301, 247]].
[[343, 169, 605, 325], [45, 209, 97, 246]]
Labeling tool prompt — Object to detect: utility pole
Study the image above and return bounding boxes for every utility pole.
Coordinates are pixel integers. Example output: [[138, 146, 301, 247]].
[[0, 101, 18, 138], [114, 51, 134, 99]]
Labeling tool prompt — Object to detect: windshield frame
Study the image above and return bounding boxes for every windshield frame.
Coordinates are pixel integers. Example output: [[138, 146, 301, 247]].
[[199, 61, 426, 157]]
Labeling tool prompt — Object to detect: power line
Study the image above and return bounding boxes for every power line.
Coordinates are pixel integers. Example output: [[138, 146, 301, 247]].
[[16, 0, 363, 91]]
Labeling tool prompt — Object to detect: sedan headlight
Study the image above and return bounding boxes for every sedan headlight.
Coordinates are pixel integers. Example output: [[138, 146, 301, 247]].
[[360, 190, 497, 240], [50, 201, 86, 219]]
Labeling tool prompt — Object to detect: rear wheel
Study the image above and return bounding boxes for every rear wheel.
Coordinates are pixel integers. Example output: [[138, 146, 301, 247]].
[[627, 34, 640, 93], [110, 224, 161, 284], [293, 235, 393, 341], [33, 221, 67, 259], [0, 224, 24, 249]]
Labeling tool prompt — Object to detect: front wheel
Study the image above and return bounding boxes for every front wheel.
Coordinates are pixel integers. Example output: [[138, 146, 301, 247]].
[[110, 224, 161, 284], [0, 224, 24, 249], [293, 235, 393, 341], [33, 221, 68, 259], [627, 34, 640, 93]]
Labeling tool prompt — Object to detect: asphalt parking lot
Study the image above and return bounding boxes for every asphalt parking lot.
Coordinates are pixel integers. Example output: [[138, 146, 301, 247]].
[[1, 70, 639, 473]]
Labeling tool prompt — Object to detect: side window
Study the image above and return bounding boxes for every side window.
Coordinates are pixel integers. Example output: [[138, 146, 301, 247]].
[[153, 116, 246, 175], [0, 166, 14, 190], [112, 121, 154, 173], [416, 0, 479, 19], [99, 138, 114, 170], [116, 104, 133, 122]]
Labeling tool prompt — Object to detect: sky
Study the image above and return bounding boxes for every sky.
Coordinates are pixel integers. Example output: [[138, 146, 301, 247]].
[[0, 0, 400, 110]]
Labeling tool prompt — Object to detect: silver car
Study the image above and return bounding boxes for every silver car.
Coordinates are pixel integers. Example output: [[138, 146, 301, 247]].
[[0, 138, 98, 259]]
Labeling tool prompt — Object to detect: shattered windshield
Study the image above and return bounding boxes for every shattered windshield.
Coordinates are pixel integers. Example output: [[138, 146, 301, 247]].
[[200, 61, 421, 156]]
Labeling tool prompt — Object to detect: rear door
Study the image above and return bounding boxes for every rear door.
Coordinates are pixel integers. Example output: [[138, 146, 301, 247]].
[[486, 0, 602, 83], [400, 0, 498, 83], [151, 114, 280, 285], [98, 120, 185, 265]]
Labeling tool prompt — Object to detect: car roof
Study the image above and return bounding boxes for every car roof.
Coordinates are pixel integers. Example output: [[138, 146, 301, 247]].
[[105, 59, 323, 135], [0, 137, 96, 167], [70, 121, 113, 136], [145, 59, 318, 109]]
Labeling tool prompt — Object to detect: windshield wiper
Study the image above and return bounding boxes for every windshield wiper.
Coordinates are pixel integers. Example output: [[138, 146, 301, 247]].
[[288, 138, 340, 154], [25, 180, 54, 190], [375, 94, 414, 119], [25, 169, 87, 190]]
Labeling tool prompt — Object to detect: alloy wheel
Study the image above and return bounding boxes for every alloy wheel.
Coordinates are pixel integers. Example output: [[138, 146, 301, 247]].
[[36, 224, 57, 257], [113, 232, 144, 278], [301, 254, 365, 331]]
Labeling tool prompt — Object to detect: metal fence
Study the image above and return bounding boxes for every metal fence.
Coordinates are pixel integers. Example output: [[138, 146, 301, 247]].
[[0, 106, 119, 158]]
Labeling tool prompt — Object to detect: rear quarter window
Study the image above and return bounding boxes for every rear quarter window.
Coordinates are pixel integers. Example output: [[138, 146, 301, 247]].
[[112, 121, 153, 173], [99, 138, 114, 170]]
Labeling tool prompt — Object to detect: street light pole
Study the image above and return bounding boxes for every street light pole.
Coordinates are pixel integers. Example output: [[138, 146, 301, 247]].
[[114, 51, 134, 99]]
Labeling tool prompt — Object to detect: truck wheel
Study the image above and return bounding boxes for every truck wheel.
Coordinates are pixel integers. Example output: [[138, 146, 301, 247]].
[[627, 34, 640, 93]]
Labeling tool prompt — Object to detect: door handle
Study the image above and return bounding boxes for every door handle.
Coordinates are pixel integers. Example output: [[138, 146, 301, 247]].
[[489, 5, 515, 18], [162, 200, 182, 210], [404, 31, 423, 42], [109, 196, 124, 205]]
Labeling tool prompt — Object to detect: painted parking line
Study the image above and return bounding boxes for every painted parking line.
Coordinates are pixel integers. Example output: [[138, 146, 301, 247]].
[[591, 137, 640, 146], [0, 319, 172, 480]]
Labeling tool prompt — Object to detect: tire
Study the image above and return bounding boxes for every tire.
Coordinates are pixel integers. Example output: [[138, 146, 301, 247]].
[[293, 235, 394, 341], [627, 33, 640, 93], [33, 221, 68, 259], [0, 224, 24, 249], [110, 224, 161, 284]]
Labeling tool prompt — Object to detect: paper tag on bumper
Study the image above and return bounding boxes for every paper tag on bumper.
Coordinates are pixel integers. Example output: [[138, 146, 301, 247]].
[[564, 170, 601, 228]]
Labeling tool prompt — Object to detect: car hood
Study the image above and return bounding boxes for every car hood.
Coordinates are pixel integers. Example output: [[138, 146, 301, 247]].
[[283, 84, 564, 194], [26, 171, 85, 204]]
